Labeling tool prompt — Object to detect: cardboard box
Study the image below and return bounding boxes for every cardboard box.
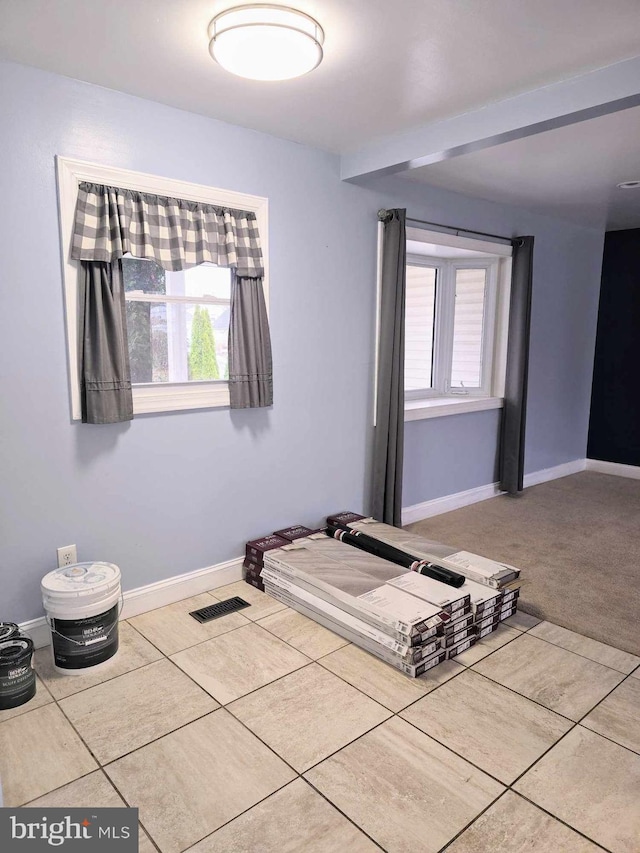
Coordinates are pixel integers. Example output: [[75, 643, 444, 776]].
[[473, 601, 499, 620], [245, 534, 290, 563], [264, 579, 446, 677], [244, 567, 263, 583], [326, 511, 366, 527], [244, 575, 265, 592], [386, 572, 471, 614], [263, 544, 447, 644], [273, 525, 319, 542], [261, 566, 444, 659], [498, 603, 518, 621], [442, 625, 474, 648], [446, 635, 477, 659], [443, 610, 474, 635], [474, 611, 501, 633], [501, 588, 520, 606], [475, 621, 501, 640]]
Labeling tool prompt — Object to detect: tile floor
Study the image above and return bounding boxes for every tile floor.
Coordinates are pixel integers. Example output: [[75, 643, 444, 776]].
[[1, 582, 639, 853]]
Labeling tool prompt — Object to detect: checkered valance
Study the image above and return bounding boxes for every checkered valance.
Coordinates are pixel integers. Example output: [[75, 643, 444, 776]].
[[71, 182, 264, 276]]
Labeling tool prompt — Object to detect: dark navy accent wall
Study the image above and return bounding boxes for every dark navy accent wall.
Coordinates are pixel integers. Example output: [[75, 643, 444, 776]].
[[588, 229, 640, 467]]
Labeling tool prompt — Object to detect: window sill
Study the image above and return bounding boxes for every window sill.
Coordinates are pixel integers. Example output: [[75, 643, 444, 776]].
[[404, 396, 504, 422], [133, 382, 230, 415]]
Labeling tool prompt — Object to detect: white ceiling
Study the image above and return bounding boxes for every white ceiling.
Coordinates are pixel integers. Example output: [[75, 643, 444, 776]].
[[405, 106, 640, 230], [2, 0, 640, 229]]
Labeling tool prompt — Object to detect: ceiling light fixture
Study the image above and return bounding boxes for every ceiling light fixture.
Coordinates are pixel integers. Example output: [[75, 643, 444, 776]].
[[208, 4, 324, 81], [616, 180, 640, 189]]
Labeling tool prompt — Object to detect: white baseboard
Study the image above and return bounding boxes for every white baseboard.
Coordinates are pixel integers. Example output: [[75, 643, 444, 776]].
[[402, 458, 587, 525], [586, 458, 640, 479], [17, 617, 54, 651], [20, 556, 244, 649], [522, 458, 587, 488], [402, 482, 504, 525]]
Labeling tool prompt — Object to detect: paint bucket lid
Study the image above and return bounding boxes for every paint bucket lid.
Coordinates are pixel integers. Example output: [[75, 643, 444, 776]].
[[41, 562, 121, 600], [0, 637, 33, 663], [0, 622, 19, 642]]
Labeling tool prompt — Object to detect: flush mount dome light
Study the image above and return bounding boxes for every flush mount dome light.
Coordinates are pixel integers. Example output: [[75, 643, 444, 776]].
[[208, 4, 324, 81], [616, 180, 640, 189]]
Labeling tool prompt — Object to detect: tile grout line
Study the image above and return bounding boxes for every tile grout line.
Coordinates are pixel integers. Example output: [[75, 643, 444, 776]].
[[484, 623, 635, 675], [396, 713, 512, 788], [574, 666, 639, 725], [166, 777, 298, 853], [468, 668, 582, 724], [303, 611, 634, 853], [435, 785, 614, 853], [95, 617, 315, 851], [436, 788, 510, 853], [525, 628, 640, 674], [11, 608, 300, 828], [2, 603, 528, 809], [25, 598, 518, 716], [8, 593, 633, 852], [506, 791, 614, 853], [302, 777, 388, 852], [110, 605, 639, 851], [432, 660, 640, 852], [93, 768, 162, 853]]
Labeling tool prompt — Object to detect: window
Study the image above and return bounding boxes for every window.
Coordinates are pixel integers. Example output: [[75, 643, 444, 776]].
[[122, 259, 231, 384], [401, 227, 513, 416], [57, 157, 268, 418]]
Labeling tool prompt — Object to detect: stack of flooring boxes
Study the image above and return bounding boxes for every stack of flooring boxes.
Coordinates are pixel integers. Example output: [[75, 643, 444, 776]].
[[326, 512, 521, 642], [259, 534, 481, 677], [244, 514, 521, 678]]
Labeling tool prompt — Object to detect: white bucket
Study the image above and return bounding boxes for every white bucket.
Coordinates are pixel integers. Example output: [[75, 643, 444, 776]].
[[41, 562, 122, 675]]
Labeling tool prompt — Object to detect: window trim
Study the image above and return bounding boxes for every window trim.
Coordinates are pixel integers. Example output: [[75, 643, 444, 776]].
[[405, 395, 504, 421], [56, 157, 269, 420], [404, 256, 441, 400]]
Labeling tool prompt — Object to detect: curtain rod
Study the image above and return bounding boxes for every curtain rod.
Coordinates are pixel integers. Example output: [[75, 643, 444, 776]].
[[381, 210, 512, 244], [406, 216, 512, 244]]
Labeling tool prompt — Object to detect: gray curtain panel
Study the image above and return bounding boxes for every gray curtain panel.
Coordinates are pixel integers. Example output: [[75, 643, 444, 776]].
[[499, 236, 535, 494], [228, 274, 273, 408], [80, 261, 133, 424], [372, 208, 407, 526]]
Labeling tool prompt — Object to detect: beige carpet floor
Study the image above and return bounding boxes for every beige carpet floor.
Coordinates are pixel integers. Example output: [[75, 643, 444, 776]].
[[407, 471, 640, 657]]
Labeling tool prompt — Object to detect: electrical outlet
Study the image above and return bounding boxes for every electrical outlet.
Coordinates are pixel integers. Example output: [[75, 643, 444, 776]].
[[57, 545, 77, 568]]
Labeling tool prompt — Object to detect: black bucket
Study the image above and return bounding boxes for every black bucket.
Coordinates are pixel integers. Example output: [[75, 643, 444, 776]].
[[0, 637, 36, 710], [0, 622, 20, 642]]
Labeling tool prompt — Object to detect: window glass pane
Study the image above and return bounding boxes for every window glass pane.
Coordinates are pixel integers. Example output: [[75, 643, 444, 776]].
[[126, 301, 230, 384], [121, 258, 231, 301], [405, 265, 436, 391], [179, 264, 231, 299], [450, 267, 487, 389], [126, 301, 167, 383], [123, 259, 231, 385], [122, 256, 166, 295]]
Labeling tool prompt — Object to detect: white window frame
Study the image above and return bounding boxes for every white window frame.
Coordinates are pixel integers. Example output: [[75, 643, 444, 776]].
[[373, 226, 512, 423], [405, 255, 499, 400], [56, 157, 269, 419]]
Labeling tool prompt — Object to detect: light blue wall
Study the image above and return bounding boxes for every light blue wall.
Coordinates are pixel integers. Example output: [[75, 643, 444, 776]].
[[403, 411, 502, 507], [0, 62, 604, 621]]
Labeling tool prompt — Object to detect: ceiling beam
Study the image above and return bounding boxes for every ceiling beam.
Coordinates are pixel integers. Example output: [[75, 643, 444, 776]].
[[340, 56, 640, 182]]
